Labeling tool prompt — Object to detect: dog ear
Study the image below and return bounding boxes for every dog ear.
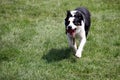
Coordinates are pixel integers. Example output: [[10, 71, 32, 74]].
[[76, 11, 83, 20], [66, 10, 72, 17], [64, 10, 70, 34], [66, 10, 70, 15], [65, 10, 70, 22]]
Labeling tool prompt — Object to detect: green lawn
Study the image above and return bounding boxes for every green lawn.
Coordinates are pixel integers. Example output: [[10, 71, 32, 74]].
[[0, 0, 120, 80]]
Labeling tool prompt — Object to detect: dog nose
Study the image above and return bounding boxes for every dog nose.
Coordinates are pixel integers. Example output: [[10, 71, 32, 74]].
[[68, 26, 72, 30]]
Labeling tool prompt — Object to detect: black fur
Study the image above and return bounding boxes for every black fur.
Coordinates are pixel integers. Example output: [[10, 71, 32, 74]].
[[75, 7, 91, 36]]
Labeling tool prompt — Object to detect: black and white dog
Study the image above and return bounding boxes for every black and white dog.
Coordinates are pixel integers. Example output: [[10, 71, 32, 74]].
[[65, 7, 91, 58]]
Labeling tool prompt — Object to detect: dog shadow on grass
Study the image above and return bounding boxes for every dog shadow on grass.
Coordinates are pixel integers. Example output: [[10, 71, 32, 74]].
[[42, 48, 77, 63]]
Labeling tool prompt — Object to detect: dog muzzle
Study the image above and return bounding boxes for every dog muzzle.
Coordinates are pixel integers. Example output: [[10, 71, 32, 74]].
[[67, 28, 76, 37]]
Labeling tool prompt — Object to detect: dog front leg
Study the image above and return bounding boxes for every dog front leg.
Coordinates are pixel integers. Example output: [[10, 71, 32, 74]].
[[67, 35, 77, 52], [75, 32, 86, 58], [73, 38, 77, 52]]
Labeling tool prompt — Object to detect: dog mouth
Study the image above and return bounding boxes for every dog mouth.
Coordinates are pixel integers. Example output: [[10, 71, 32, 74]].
[[67, 28, 76, 36]]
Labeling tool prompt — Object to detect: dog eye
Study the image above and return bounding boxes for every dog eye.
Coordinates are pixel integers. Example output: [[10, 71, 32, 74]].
[[73, 21, 80, 26], [65, 20, 70, 26], [74, 15, 76, 17], [67, 21, 70, 24], [77, 23, 81, 25]]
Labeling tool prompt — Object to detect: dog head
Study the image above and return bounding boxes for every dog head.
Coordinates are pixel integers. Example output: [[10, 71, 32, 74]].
[[65, 10, 84, 37]]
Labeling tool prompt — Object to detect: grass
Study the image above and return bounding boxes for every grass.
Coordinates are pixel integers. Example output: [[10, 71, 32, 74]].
[[0, 0, 120, 80]]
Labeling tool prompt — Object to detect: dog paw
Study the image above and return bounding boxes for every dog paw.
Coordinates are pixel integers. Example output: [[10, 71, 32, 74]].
[[75, 52, 82, 58]]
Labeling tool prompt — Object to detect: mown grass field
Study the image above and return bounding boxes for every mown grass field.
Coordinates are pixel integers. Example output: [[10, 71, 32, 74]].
[[0, 0, 120, 80]]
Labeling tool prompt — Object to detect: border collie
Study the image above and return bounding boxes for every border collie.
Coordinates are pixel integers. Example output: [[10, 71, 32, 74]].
[[64, 7, 91, 58]]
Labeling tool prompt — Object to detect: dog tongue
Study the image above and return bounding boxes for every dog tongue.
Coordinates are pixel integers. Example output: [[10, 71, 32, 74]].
[[68, 29, 75, 37]]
